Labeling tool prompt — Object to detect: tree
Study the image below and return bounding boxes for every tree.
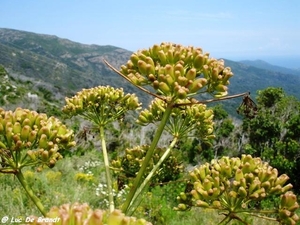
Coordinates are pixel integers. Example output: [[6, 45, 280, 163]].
[[256, 87, 284, 108], [242, 87, 300, 193]]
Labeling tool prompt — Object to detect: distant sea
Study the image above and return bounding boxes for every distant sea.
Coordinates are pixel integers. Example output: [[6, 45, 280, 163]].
[[229, 55, 300, 70], [262, 56, 300, 69]]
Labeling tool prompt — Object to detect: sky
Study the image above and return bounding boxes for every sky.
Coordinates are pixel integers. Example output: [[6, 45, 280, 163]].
[[1, 0, 300, 68]]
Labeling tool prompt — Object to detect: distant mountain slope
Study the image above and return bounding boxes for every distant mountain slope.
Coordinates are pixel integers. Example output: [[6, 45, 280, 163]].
[[239, 59, 299, 76], [0, 65, 62, 116], [1, 28, 300, 116], [226, 60, 300, 97], [0, 28, 141, 97]]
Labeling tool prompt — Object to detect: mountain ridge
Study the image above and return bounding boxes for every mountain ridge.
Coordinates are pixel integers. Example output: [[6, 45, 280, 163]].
[[1, 28, 300, 116]]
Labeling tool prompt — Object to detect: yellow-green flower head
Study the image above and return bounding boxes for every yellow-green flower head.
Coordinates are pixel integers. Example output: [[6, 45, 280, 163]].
[[63, 86, 141, 126], [175, 154, 297, 216], [111, 145, 183, 186], [0, 108, 75, 173], [120, 42, 233, 99], [137, 98, 214, 140], [27, 202, 152, 225], [278, 191, 299, 224]]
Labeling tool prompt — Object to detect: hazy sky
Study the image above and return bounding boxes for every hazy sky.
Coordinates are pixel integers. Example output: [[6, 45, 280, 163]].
[[1, 0, 299, 67]]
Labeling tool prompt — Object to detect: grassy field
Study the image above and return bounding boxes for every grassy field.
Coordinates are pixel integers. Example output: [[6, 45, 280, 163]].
[[0, 149, 299, 225]]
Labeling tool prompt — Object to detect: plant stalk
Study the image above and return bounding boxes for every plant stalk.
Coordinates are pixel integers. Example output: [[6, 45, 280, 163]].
[[127, 136, 178, 215], [122, 102, 173, 213], [15, 170, 47, 216], [99, 126, 115, 212], [218, 212, 249, 225]]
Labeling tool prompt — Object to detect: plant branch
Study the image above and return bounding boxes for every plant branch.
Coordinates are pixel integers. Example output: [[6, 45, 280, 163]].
[[218, 213, 232, 225], [235, 209, 278, 214], [122, 102, 174, 213], [175, 92, 250, 107], [103, 60, 165, 101], [219, 212, 249, 225], [127, 136, 179, 215], [15, 170, 46, 216], [242, 211, 278, 221], [99, 126, 115, 212]]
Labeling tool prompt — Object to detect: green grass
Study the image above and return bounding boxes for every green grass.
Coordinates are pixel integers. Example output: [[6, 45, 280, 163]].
[[0, 150, 103, 217], [0, 149, 299, 224]]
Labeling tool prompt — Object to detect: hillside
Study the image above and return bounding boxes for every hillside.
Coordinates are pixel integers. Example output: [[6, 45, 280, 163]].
[[225, 59, 300, 98], [1, 28, 300, 116], [0, 65, 65, 118], [0, 28, 149, 103]]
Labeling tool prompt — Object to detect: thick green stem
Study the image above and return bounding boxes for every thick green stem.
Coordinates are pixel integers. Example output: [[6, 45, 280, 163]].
[[127, 137, 178, 215], [15, 171, 46, 216], [100, 126, 115, 212], [218, 212, 249, 225], [122, 103, 173, 213]]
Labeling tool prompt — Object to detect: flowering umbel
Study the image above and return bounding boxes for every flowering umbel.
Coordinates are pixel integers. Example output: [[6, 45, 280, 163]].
[[119, 42, 233, 99], [63, 86, 141, 213], [137, 98, 214, 140], [175, 154, 299, 224], [62, 86, 141, 126], [0, 107, 75, 173], [27, 202, 152, 225], [111, 145, 183, 188]]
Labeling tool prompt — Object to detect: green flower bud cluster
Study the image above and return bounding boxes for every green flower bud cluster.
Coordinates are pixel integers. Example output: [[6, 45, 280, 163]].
[[120, 42, 233, 99], [63, 86, 141, 125], [136, 98, 166, 126], [175, 154, 298, 223], [137, 98, 215, 140], [278, 191, 299, 225], [112, 145, 183, 188], [0, 108, 75, 173], [27, 202, 152, 225]]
